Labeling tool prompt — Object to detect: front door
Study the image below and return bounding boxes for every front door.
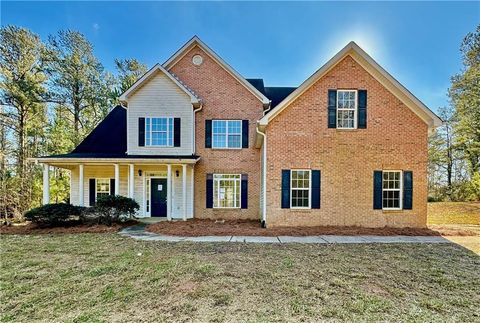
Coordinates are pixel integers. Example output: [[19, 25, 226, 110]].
[[150, 178, 167, 217]]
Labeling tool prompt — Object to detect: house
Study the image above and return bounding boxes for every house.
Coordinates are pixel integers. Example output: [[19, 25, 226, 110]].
[[37, 36, 442, 228]]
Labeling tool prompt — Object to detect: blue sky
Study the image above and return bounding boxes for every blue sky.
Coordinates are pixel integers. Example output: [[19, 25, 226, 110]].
[[2, 1, 479, 112]]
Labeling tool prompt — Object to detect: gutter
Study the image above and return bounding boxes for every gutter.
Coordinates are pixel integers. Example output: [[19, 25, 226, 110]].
[[255, 124, 267, 228]]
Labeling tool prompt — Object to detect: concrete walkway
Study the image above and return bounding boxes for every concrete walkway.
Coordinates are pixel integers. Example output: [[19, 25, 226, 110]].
[[119, 224, 458, 244]]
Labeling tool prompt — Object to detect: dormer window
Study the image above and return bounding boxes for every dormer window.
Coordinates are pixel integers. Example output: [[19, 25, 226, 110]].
[[145, 117, 174, 147], [336, 90, 357, 129]]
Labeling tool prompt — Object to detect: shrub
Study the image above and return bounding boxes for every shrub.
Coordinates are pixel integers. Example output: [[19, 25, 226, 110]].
[[82, 195, 139, 225], [24, 203, 83, 227]]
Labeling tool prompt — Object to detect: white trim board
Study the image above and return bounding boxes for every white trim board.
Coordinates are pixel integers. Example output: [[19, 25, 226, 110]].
[[258, 41, 442, 132]]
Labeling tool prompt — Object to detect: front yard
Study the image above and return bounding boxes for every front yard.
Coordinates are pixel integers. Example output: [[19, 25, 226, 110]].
[[1, 234, 479, 322]]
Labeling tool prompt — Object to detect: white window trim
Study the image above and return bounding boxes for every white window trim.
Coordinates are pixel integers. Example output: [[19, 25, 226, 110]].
[[212, 120, 243, 149], [213, 174, 241, 209], [95, 178, 110, 202], [290, 169, 311, 209], [336, 89, 358, 130], [382, 170, 403, 211], [145, 117, 174, 147]]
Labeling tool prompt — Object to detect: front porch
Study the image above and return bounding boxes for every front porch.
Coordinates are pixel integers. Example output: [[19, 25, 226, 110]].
[[39, 157, 198, 220]]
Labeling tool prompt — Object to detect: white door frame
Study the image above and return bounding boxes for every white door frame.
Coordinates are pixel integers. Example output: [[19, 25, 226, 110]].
[[143, 173, 167, 217]]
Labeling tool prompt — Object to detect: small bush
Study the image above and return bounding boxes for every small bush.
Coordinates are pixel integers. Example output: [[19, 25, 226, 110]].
[[24, 203, 83, 227], [82, 195, 139, 226]]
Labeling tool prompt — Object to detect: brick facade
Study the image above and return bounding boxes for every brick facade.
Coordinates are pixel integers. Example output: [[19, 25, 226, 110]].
[[170, 46, 264, 220], [265, 56, 428, 228]]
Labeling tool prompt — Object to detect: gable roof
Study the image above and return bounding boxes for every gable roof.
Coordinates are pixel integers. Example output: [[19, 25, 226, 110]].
[[118, 63, 201, 106], [258, 41, 442, 131], [164, 36, 271, 106]]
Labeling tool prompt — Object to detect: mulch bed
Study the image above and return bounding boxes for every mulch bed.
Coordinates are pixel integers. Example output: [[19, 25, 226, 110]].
[[146, 219, 479, 237], [0, 221, 137, 235]]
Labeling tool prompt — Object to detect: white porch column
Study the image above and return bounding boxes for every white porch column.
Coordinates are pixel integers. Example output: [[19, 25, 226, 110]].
[[128, 164, 134, 198], [167, 164, 172, 221], [191, 165, 194, 218], [42, 164, 50, 205], [79, 164, 84, 206], [182, 164, 187, 221], [114, 164, 120, 195]]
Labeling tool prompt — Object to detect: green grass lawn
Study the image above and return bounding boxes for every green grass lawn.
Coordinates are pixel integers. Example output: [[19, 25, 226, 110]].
[[1, 234, 479, 322]]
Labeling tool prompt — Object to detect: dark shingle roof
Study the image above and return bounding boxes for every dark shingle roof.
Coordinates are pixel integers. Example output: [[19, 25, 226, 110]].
[[264, 87, 297, 110], [72, 106, 127, 155], [246, 79, 297, 110]]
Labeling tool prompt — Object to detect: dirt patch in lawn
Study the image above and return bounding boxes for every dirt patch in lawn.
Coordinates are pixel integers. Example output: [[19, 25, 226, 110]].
[[146, 219, 478, 237], [0, 221, 136, 235]]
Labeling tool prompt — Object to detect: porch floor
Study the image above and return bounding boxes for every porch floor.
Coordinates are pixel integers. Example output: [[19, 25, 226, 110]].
[[137, 217, 168, 224]]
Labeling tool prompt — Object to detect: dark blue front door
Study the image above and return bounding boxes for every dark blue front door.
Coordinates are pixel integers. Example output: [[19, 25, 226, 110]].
[[151, 178, 167, 217]]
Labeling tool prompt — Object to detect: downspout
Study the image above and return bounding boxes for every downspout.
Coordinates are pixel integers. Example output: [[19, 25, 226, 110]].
[[192, 102, 203, 155], [256, 124, 267, 228]]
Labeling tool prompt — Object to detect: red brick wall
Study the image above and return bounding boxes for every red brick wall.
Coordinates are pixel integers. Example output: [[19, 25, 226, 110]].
[[265, 55, 428, 228], [170, 46, 264, 220]]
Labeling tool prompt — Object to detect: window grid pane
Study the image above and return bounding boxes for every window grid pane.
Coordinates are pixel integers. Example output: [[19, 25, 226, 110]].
[[291, 170, 310, 208], [145, 117, 173, 147], [213, 174, 241, 208], [96, 179, 110, 200], [212, 120, 242, 148], [382, 171, 402, 209], [337, 90, 357, 129]]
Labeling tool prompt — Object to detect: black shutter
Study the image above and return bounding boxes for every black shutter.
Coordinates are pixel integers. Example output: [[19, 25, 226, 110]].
[[281, 170, 291, 209], [206, 173, 213, 208], [358, 90, 367, 129], [328, 90, 337, 128], [110, 179, 115, 196], [242, 120, 249, 148], [174, 118, 181, 147], [403, 171, 413, 210], [138, 118, 145, 147], [311, 170, 321, 209], [241, 174, 248, 209], [89, 178, 96, 206], [205, 120, 212, 148], [373, 171, 383, 209]]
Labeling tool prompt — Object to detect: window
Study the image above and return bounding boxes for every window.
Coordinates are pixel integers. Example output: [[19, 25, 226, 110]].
[[96, 178, 110, 201], [382, 171, 402, 210], [213, 174, 241, 208], [291, 170, 311, 208], [212, 120, 242, 149], [337, 90, 357, 129], [145, 117, 173, 147]]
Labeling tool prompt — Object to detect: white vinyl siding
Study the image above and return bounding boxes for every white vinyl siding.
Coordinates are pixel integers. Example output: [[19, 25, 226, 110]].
[[127, 71, 193, 155]]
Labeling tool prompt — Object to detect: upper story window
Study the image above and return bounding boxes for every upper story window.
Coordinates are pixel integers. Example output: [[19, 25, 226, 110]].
[[145, 117, 174, 147], [337, 90, 357, 129], [382, 171, 402, 210], [212, 120, 242, 149], [291, 170, 311, 208]]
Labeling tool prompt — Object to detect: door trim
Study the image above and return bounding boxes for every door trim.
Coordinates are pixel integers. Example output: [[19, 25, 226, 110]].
[[143, 174, 167, 217]]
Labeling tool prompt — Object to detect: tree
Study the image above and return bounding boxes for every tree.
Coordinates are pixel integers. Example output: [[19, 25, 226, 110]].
[[114, 58, 147, 95], [449, 24, 480, 175], [0, 25, 48, 216], [44, 30, 112, 146]]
